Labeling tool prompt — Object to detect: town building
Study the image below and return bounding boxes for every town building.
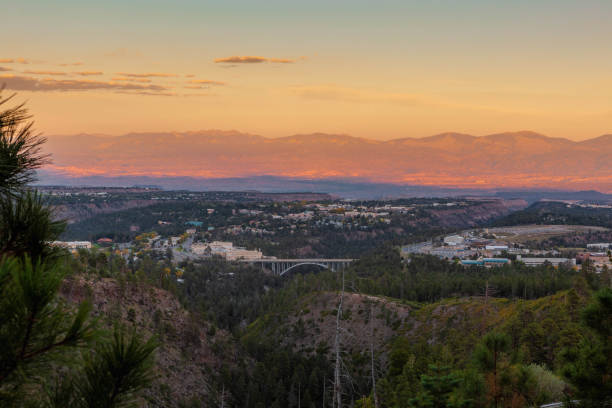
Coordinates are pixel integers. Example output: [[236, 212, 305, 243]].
[[444, 235, 465, 246], [516, 256, 576, 267], [51, 241, 92, 250], [460, 258, 510, 267], [587, 243, 612, 250], [485, 245, 509, 251], [191, 241, 262, 260]]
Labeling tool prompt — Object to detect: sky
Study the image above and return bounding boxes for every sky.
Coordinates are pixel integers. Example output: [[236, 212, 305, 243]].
[[1, 0, 611, 140]]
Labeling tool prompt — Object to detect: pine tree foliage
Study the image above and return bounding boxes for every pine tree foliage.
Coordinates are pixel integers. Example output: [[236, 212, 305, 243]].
[[562, 288, 612, 407], [0, 90, 49, 195], [0, 257, 95, 387], [77, 326, 158, 408], [0, 91, 157, 406]]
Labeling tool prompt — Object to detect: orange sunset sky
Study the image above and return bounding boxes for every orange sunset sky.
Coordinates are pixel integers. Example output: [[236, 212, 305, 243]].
[[1, 0, 611, 141]]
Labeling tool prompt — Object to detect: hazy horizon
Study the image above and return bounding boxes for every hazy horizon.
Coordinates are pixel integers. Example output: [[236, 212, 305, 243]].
[[42, 129, 612, 143], [39, 130, 612, 193], [3, 0, 612, 140]]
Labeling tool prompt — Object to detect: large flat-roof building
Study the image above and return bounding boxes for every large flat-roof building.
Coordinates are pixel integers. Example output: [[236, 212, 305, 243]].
[[516, 256, 576, 267], [461, 258, 510, 267], [191, 241, 262, 260], [51, 241, 92, 250], [444, 235, 465, 246]]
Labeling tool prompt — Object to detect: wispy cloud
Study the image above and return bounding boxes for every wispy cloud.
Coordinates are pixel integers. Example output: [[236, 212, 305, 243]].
[[268, 58, 295, 64], [0, 74, 168, 93], [0, 58, 30, 64], [116, 72, 178, 78], [23, 70, 67, 76], [112, 77, 152, 83], [214, 56, 296, 64], [115, 90, 177, 97], [75, 71, 104, 76], [215, 56, 267, 64], [187, 79, 226, 86], [59, 62, 84, 66], [0, 67, 12, 72]]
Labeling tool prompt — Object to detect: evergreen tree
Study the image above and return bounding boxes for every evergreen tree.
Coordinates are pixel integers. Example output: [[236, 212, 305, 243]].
[[0, 91, 158, 406], [563, 288, 612, 407], [409, 365, 471, 408]]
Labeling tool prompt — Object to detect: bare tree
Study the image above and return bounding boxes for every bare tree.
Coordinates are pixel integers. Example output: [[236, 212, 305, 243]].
[[369, 304, 379, 408], [483, 280, 497, 304], [333, 268, 345, 408]]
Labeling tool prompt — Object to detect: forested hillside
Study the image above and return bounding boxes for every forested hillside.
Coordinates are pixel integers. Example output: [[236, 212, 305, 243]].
[[168, 246, 610, 407], [55, 243, 611, 407], [494, 202, 612, 228]]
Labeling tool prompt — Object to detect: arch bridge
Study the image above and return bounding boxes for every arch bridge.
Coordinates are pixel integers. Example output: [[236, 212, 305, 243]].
[[240, 258, 354, 276]]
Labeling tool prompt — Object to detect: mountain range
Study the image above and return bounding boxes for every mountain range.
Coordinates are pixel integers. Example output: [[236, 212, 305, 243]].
[[41, 130, 612, 193]]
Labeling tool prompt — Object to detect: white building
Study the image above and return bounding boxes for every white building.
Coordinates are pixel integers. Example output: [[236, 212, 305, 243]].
[[486, 245, 509, 251], [51, 241, 92, 250], [191, 242, 210, 255], [191, 241, 262, 260], [587, 243, 611, 250], [225, 248, 263, 261], [444, 235, 465, 246]]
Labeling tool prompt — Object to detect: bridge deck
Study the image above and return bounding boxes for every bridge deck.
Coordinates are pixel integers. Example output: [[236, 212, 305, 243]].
[[239, 258, 354, 263]]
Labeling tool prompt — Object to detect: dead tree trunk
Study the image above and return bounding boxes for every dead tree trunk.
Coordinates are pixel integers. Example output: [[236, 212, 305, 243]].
[[333, 269, 345, 408], [370, 305, 379, 408]]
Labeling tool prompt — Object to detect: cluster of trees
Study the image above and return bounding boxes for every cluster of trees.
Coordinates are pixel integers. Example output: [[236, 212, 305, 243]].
[[61, 200, 235, 242], [0, 92, 157, 407], [215, 345, 332, 408], [145, 241, 607, 407], [351, 248, 597, 302], [375, 287, 612, 408], [178, 259, 284, 333]]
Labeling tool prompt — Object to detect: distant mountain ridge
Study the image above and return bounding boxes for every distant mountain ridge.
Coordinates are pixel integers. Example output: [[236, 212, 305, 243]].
[[42, 130, 612, 192]]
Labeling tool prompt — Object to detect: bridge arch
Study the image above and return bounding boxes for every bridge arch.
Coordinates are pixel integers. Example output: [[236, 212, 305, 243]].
[[278, 262, 331, 276]]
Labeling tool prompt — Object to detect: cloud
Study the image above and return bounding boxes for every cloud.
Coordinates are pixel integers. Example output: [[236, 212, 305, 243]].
[[0, 67, 12, 72], [214, 56, 296, 64], [0, 74, 168, 93], [0, 58, 30, 64], [23, 70, 68, 76], [112, 77, 152, 83], [75, 71, 104, 76], [215, 56, 267, 64], [116, 72, 178, 78], [268, 58, 294, 64], [187, 79, 225, 86], [59, 62, 84, 66], [115, 90, 177, 97], [185, 74, 195, 78]]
